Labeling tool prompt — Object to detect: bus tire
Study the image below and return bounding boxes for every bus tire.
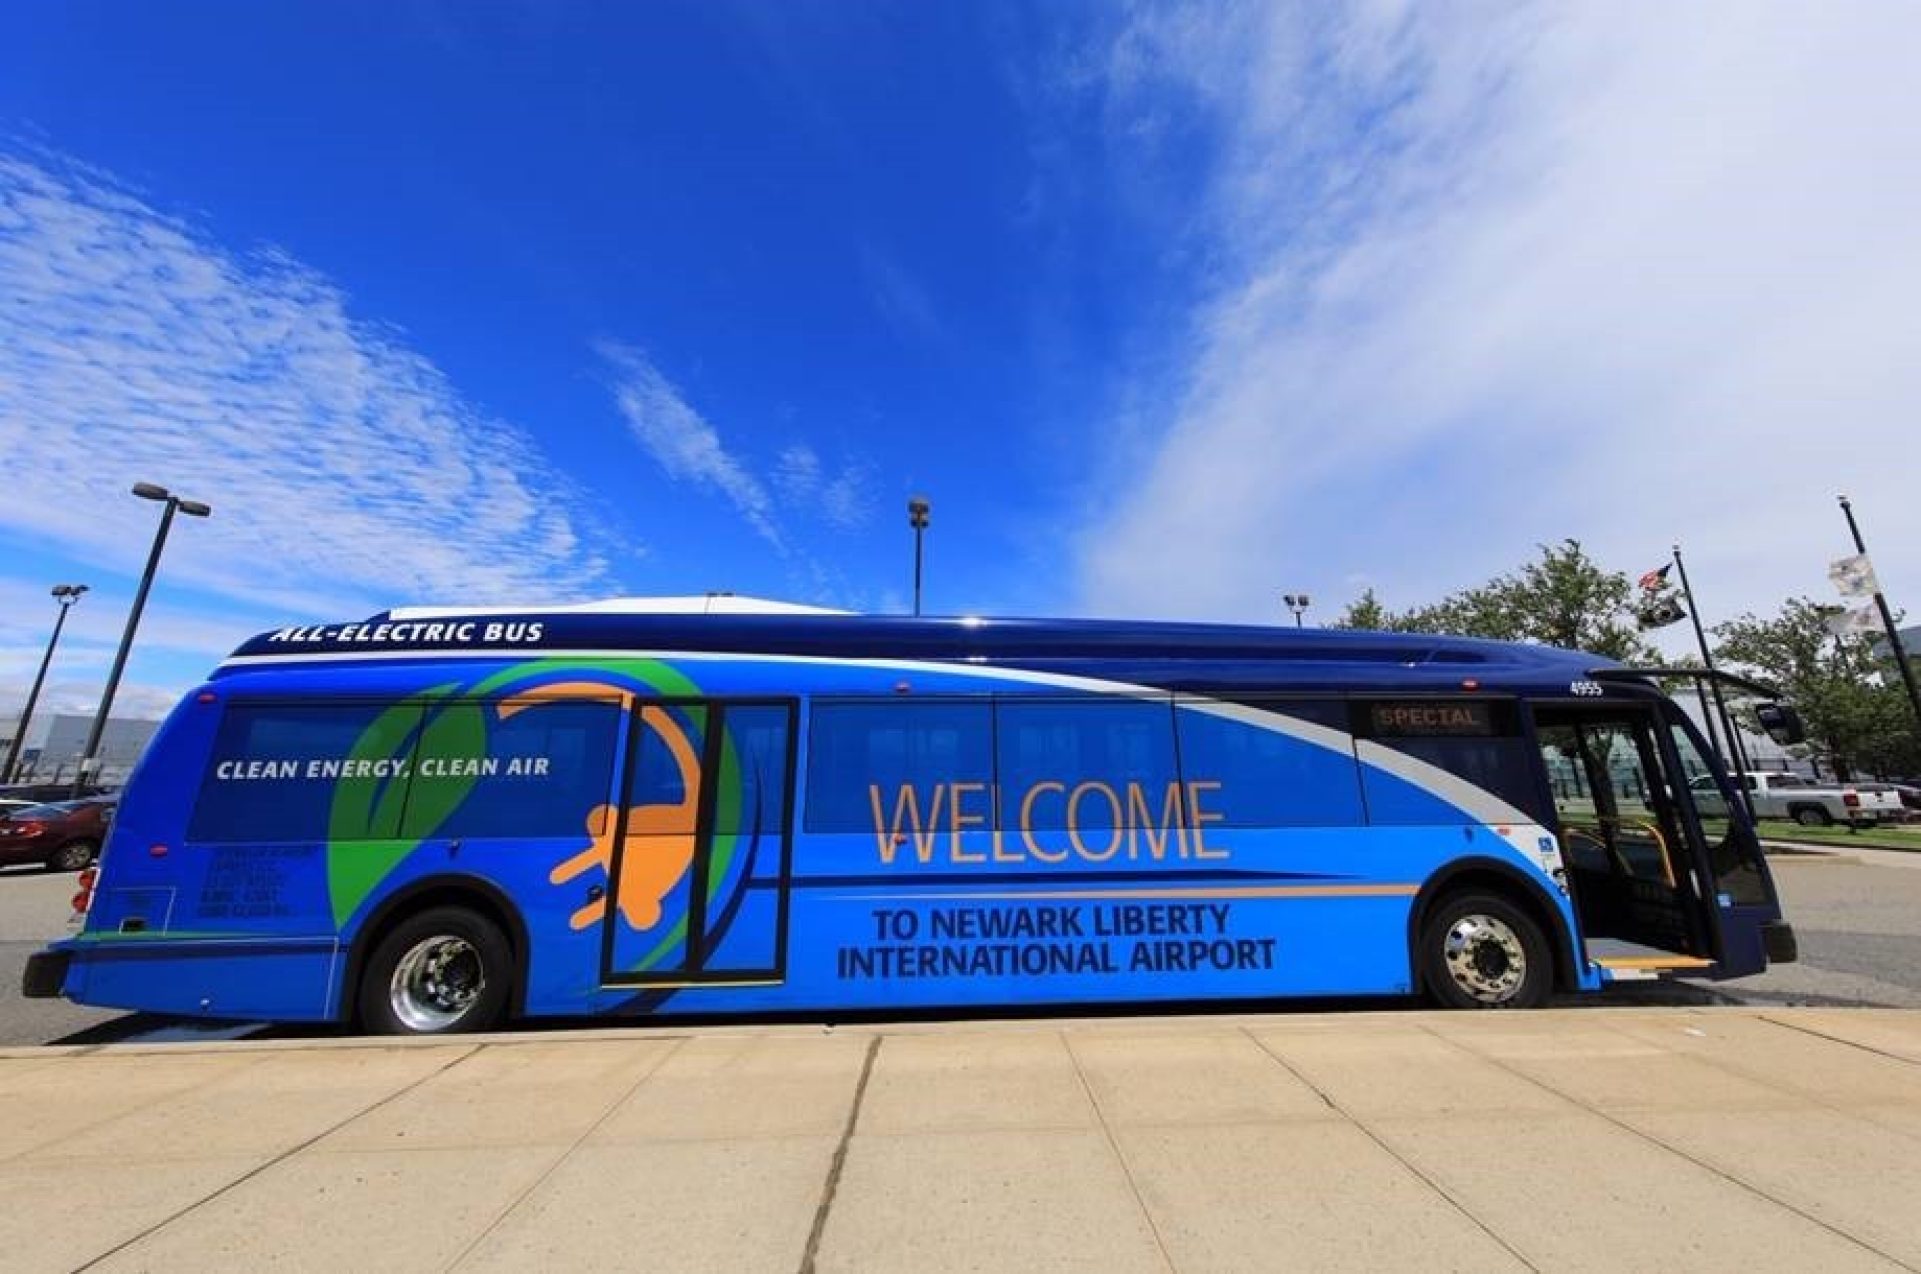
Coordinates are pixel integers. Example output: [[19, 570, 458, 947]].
[[1420, 891, 1552, 1010], [358, 906, 512, 1035]]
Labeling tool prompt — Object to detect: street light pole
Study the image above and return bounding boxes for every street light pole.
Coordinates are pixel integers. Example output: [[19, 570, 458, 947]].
[[1282, 593, 1311, 628], [1839, 495, 1921, 731], [75, 484, 210, 794], [5, 584, 88, 783], [908, 495, 930, 617]]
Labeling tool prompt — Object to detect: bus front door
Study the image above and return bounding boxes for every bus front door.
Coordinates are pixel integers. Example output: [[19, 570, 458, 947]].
[[598, 699, 795, 990], [1530, 703, 1716, 978]]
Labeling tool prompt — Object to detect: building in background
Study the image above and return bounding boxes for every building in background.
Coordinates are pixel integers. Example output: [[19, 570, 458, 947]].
[[0, 712, 159, 786]]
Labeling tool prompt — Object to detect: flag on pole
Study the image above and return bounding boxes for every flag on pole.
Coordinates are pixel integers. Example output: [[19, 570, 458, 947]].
[[1825, 602, 1880, 637], [1636, 595, 1687, 629], [1829, 553, 1880, 599], [1637, 563, 1672, 593]]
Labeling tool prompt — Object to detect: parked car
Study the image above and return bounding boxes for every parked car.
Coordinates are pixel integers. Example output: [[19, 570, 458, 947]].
[[0, 783, 111, 804], [1688, 771, 1903, 827], [1858, 783, 1919, 822], [0, 798, 115, 871]]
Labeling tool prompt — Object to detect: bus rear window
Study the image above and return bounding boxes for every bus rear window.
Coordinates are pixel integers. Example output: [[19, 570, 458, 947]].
[[190, 698, 621, 844], [191, 702, 423, 843]]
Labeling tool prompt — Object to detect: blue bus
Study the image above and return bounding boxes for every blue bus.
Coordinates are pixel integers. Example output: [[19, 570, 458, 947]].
[[24, 604, 1797, 1033]]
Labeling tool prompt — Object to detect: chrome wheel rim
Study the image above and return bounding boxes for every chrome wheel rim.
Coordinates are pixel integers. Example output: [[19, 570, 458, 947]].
[[1442, 915, 1527, 1003], [389, 936, 484, 1032]]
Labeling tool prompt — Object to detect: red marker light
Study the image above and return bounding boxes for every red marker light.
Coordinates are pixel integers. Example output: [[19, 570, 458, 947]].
[[71, 892, 89, 912], [197, 691, 218, 703], [1461, 678, 1480, 691], [149, 844, 169, 858]]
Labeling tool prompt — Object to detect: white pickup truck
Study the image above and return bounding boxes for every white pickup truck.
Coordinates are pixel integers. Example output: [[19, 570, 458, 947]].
[[1689, 771, 1905, 827]]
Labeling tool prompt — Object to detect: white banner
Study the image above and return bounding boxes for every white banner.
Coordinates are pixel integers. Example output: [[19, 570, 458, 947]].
[[1825, 602, 1881, 637], [1829, 552, 1880, 599]]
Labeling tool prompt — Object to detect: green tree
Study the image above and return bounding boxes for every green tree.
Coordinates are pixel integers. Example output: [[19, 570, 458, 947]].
[[1334, 588, 1394, 631], [1332, 540, 1658, 661], [1712, 598, 1920, 779]]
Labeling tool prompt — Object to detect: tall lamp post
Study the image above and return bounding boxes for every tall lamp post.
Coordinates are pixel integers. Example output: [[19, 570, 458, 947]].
[[1283, 593, 1311, 628], [908, 495, 930, 617], [75, 483, 210, 795], [4, 584, 88, 783]]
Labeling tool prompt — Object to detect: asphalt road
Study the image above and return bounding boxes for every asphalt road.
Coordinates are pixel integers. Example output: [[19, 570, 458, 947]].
[[4, 847, 1919, 1046]]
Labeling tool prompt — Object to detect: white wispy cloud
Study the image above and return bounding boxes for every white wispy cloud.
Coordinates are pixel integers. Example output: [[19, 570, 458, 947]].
[[597, 340, 786, 551], [1072, 4, 1921, 637], [598, 342, 877, 552], [0, 146, 625, 624], [774, 442, 876, 531]]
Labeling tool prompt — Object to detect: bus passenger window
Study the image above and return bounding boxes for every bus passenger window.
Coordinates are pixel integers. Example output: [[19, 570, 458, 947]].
[[1173, 700, 1364, 827], [805, 701, 993, 832], [1351, 699, 1548, 826], [401, 699, 621, 840], [994, 699, 1178, 831]]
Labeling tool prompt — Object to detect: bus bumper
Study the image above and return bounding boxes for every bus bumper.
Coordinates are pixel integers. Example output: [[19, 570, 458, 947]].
[[1763, 920, 1798, 965], [21, 949, 71, 999]]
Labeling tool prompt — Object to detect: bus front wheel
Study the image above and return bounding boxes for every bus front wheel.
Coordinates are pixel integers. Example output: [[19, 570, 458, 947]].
[[1420, 892, 1551, 1010], [358, 906, 512, 1035]]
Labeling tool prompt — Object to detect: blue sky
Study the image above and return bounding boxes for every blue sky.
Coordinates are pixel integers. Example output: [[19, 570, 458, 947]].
[[3, 2, 1920, 718]]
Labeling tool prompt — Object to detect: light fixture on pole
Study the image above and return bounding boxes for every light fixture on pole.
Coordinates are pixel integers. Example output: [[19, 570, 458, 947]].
[[4, 584, 89, 783], [908, 495, 931, 617], [75, 483, 211, 795], [1283, 593, 1311, 628]]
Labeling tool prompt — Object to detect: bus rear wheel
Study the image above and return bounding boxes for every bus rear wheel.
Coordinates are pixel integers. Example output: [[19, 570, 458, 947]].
[[1420, 892, 1551, 1010], [358, 906, 511, 1035]]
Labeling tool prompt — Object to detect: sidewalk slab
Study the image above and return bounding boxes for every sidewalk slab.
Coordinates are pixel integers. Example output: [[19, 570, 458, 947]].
[[0, 1050, 261, 1159], [454, 1136, 836, 1273], [0, 1153, 266, 1274], [3, 1006, 1919, 1273], [1116, 1120, 1527, 1272], [94, 1145, 563, 1274], [1369, 1112, 1899, 1272], [1067, 1030, 1331, 1127], [857, 1030, 1095, 1135], [816, 1127, 1167, 1274]]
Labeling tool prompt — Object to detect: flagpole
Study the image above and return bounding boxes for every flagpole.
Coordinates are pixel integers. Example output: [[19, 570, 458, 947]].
[[1672, 545, 1753, 793], [1838, 495, 1921, 731]]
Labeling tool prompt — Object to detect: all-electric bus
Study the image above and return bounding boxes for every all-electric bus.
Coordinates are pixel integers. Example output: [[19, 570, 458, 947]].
[[24, 600, 1799, 1034]]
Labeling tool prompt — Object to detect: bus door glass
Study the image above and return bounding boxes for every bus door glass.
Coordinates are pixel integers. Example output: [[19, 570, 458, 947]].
[[600, 700, 794, 986], [1530, 703, 1709, 959], [1664, 720, 1775, 909]]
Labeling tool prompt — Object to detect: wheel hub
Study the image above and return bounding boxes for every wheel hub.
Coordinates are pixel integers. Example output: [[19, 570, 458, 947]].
[[390, 935, 484, 1032], [1442, 915, 1528, 1003]]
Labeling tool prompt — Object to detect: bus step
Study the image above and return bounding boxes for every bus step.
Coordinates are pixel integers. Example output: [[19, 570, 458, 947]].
[[1587, 938, 1714, 980]]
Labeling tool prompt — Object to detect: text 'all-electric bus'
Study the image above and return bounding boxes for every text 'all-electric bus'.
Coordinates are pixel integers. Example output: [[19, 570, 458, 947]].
[[25, 599, 1799, 1033]]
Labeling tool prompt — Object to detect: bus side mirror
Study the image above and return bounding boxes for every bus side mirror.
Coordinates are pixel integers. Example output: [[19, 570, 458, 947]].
[[1756, 703, 1806, 746]]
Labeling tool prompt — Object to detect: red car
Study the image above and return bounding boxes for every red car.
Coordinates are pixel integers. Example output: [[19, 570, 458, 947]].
[[0, 799, 115, 871]]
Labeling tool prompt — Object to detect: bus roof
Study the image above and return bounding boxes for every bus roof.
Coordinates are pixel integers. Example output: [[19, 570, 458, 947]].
[[220, 606, 1617, 697]]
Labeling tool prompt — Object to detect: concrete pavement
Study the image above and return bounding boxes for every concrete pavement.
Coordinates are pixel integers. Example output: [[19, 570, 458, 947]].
[[4, 1007, 1921, 1272]]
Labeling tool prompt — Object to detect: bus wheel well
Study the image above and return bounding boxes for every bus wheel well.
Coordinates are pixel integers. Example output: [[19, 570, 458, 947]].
[[1409, 862, 1575, 994], [341, 878, 530, 1025]]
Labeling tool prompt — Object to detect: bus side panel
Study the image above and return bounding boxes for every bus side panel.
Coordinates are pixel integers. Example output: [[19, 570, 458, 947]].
[[600, 823, 1574, 1017], [62, 939, 339, 1021]]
